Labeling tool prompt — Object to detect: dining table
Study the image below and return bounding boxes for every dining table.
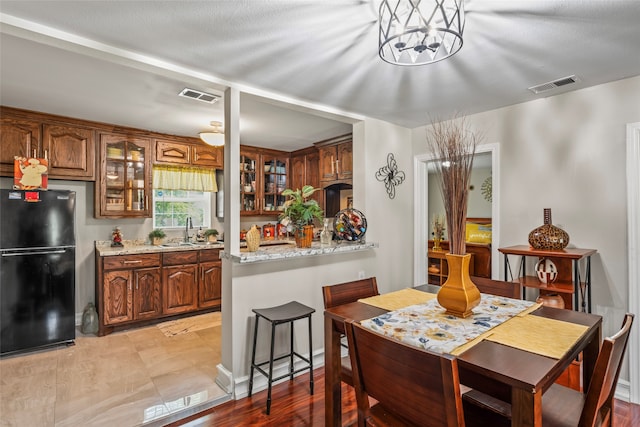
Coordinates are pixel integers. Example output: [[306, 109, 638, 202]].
[[323, 284, 602, 427]]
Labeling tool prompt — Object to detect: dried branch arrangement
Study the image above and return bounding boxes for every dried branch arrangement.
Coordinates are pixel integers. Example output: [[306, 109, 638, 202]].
[[427, 117, 480, 255]]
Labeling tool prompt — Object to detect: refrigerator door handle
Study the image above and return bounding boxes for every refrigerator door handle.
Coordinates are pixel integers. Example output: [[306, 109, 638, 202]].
[[2, 249, 67, 257]]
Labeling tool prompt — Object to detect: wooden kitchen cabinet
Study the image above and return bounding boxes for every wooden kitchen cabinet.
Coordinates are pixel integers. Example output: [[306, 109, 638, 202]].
[[0, 115, 41, 175], [133, 268, 162, 320], [99, 253, 161, 333], [240, 145, 288, 216], [199, 249, 221, 309], [155, 139, 223, 168], [96, 248, 222, 336], [290, 146, 324, 209], [162, 251, 199, 315], [102, 270, 133, 324], [316, 134, 352, 184], [0, 107, 95, 180], [96, 132, 152, 218]]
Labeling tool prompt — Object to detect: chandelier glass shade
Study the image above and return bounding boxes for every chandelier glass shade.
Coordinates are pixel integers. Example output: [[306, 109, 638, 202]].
[[379, 0, 465, 66], [199, 121, 224, 146]]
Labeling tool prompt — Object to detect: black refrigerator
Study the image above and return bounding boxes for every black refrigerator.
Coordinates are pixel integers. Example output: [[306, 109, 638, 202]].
[[0, 189, 76, 355]]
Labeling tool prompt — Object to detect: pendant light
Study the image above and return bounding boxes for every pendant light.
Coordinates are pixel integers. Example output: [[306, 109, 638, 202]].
[[199, 121, 224, 146], [379, 0, 465, 66]]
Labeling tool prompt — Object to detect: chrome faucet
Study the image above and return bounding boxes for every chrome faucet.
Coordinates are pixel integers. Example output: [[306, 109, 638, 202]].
[[184, 217, 193, 242]]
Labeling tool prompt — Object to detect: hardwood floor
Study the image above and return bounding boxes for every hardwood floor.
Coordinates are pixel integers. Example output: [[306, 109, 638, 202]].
[[168, 366, 640, 427]]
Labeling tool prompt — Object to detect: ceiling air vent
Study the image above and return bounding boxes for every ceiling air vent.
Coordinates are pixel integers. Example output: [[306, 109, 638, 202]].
[[528, 75, 579, 94], [178, 88, 220, 104]]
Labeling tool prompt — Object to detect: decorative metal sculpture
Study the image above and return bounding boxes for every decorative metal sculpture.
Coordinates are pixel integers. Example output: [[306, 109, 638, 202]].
[[375, 153, 405, 199]]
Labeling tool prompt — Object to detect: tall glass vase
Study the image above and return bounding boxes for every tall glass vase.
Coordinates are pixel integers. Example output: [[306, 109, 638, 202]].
[[437, 253, 481, 318]]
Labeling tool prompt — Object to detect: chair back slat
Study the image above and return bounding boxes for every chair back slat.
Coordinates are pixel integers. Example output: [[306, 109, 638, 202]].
[[579, 313, 634, 427], [345, 319, 465, 427], [471, 276, 521, 299], [322, 277, 379, 309]]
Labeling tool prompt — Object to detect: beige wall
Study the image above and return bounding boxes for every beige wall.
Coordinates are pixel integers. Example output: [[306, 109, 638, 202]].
[[413, 74, 640, 387]]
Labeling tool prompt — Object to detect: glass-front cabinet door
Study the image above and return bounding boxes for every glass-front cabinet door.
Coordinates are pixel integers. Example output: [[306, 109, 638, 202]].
[[96, 133, 152, 218], [262, 154, 288, 214], [240, 148, 259, 215], [240, 147, 289, 216]]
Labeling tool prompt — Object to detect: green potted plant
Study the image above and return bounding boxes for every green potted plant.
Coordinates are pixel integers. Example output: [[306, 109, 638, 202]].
[[203, 228, 219, 243], [279, 185, 324, 248], [148, 228, 166, 246]]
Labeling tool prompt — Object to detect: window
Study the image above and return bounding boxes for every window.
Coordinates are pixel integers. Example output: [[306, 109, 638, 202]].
[[153, 190, 211, 229]]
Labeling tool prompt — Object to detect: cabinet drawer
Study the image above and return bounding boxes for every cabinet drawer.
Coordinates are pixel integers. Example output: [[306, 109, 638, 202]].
[[163, 250, 198, 266], [199, 249, 221, 262], [103, 253, 160, 270]]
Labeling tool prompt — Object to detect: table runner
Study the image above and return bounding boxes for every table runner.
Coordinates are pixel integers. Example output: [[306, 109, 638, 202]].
[[360, 294, 537, 355]]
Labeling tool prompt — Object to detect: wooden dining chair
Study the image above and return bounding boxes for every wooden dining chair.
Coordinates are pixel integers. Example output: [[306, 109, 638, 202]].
[[344, 318, 466, 427], [469, 276, 522, 299], [322, 277, 379, 310], [322, 277, 379, 386], [463, 313, 635, 427]]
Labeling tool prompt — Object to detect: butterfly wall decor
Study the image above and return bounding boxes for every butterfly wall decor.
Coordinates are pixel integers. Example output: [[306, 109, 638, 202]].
[[375, 153, 405, 199]]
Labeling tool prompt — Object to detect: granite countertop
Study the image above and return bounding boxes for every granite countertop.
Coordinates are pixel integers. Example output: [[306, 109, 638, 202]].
[[221, 241, 378, 264], [95, 238, 294, 256]]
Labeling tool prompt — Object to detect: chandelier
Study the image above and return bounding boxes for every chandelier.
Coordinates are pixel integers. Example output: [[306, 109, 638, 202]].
[[199, 121, 224, 146], [379, 0, 465, 66]]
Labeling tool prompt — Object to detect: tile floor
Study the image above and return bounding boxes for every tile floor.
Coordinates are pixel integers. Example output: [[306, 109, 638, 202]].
[[0, 312, 229, 427]]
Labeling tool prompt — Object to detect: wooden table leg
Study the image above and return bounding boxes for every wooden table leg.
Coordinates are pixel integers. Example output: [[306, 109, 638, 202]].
[[324, 313, 342, 427], [582, 324, 601, 390], [511, 387, 542, 427]]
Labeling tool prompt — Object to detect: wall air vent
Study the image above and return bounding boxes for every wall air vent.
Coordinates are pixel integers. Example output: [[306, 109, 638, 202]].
[[178, 88, 220, 104], [528, 75, 580, 94]]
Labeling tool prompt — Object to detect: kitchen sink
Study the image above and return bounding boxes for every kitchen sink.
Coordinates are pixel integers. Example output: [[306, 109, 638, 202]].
[[161, 242, 196, 247]]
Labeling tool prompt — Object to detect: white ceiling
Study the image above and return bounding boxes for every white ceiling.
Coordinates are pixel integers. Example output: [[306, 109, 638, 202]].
[[1, 1, 640, 151]]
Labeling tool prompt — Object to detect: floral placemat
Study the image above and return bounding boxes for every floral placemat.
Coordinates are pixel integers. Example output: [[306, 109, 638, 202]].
[[360, 295, 538, 355]]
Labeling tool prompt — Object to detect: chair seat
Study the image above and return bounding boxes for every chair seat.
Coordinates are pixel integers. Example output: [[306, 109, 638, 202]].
[[462, 384, 585, 427], [252, 301, 315, 323], [540, 383, 586, 427]]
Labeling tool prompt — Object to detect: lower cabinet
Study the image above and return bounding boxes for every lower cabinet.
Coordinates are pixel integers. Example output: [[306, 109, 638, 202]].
[[199, 249, 222, 308], [101, 253, 161, 327], [134, 268, 162, 320], [96, 248, 220, 336], [162, 251, 199, 315]]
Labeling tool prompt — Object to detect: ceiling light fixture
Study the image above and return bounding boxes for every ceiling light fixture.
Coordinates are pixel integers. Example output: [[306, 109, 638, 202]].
[[379, 0, 465, 66], [199, 121, 224, 146]]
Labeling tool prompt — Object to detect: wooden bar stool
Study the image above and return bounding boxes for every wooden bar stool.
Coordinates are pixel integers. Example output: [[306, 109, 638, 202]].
[[248, 300, 315, 415]]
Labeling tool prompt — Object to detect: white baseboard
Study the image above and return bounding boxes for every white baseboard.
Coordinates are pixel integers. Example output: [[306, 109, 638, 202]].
[[216, 363, 234, 395], [233, 350, 324, 399], [615, 379, 630, 402]]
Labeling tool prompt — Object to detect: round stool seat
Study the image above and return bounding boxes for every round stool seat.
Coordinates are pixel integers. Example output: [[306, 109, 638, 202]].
[[252, 301, 315, 323]]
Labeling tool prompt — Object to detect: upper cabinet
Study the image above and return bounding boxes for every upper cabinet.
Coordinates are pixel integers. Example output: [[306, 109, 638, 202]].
[[290, 146, 323, 209], [155, 139, 223, 168], [96, 133, 152, 218], [316, 134, 352, 185], [240, 145, 288, 216], [0, 107, 95, 180]]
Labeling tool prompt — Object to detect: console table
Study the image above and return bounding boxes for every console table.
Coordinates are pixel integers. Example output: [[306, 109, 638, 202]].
[[498, 245, 597, 312]]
